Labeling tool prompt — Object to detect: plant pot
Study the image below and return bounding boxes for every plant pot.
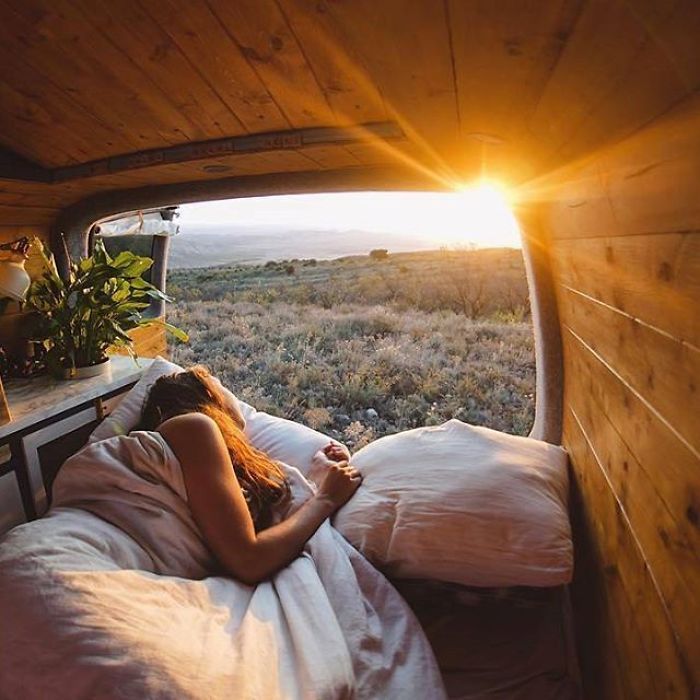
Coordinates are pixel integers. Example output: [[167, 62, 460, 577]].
[[61, 357, 111, 380]]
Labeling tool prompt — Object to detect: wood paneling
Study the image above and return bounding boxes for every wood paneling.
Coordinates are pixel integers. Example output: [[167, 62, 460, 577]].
[[531, 1, 650, 153], [0, 0, 178, 158], [0, 183, 70, 209], [558, 288, 700, 452], [276, 0, 387, 125], [302, 0, 460, 174], [561, 329, 699, 542], [0, 225, 48, 245], [564, 333, 699, 681], [118, 323, 167, 359], [551, 233, 700, 348], [529, 0, 700, 167], [205, 0, 336, 128], [1, 1, 699, 199], [76, 0, 241, 141], [0, 80, 84, 166], [523, 93, 700, 241], [564, 406, 692, 699], [447, 0, 583, 179], [0, 205, 59, 226], [138, 0, 289, 133], [299, 146, 360, 170], [543, 92, 700, 698], [0, 2, 699, 695]]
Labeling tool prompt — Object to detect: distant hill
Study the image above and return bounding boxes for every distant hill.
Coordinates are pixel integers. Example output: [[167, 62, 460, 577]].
[[168, 224, 487, 268], [168, 247, 529, 318]]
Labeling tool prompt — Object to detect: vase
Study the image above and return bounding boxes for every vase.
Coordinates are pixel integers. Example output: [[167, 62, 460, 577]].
[[61, 357, 111, 380]]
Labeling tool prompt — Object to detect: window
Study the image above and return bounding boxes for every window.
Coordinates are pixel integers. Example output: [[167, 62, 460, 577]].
[[164, 191, 536, 450], [90, 208, 177, 318]]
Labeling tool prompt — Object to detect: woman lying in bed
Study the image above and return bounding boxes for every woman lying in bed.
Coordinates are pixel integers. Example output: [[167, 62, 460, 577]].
[[1, 365, 446, 698], [141, 366, 362, 585]]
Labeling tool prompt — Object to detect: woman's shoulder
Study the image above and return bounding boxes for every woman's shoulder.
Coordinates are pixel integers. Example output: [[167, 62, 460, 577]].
[[156, 412, 234, 487], [157, 412, 223, 450], [158, 411, 218, 434]]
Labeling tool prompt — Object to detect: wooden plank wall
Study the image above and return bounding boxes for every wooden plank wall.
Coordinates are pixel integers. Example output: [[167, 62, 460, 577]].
[[112, 324, 168, 360], [533, 95, 699, 698]]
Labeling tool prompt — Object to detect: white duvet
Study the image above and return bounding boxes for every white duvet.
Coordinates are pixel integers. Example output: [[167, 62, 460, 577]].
[[0, 432, 445, 700]]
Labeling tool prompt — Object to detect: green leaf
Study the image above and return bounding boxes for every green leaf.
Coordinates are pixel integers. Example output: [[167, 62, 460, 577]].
[[107, 320, 133, 343], [110, 250, 135, 268], [122, 258, 153, 277], [144, 288, 172, 302], [116, 302, 151, 313], [145, 318, 189, 343], [112, 286, 131, 302]]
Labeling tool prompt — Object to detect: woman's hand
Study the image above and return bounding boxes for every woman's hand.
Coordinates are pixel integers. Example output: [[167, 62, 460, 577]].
[[323, 441, 351, 463], [316, 460, 362, 511], [309, 441, 351, 485]]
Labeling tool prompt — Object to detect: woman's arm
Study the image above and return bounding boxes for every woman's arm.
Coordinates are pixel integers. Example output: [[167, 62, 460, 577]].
[[158, 412, 361, 585]]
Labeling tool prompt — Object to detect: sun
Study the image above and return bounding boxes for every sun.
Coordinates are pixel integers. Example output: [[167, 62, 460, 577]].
[[449, 181, 519, 246], [418, 180, 519, 248]]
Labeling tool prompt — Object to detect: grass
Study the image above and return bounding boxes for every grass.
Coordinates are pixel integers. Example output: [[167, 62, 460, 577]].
[[167, 249, 535, 450]]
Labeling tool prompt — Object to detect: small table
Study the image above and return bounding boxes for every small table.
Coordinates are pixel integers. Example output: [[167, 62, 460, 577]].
[[0, 356, 152, 531]]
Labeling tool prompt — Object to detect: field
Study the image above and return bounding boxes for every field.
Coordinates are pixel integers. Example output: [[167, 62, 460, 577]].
[[167, 248, 535, 450]]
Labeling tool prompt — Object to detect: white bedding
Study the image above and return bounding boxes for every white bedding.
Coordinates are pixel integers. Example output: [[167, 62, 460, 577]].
[[334, 419, 572, 588], [0, 432, 445, 700]]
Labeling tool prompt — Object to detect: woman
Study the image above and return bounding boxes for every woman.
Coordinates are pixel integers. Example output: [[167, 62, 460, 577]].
[[141, 366, 361, 585]]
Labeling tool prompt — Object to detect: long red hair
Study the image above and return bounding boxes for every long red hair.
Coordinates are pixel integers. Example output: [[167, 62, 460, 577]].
[[141, 366, 288, 529]]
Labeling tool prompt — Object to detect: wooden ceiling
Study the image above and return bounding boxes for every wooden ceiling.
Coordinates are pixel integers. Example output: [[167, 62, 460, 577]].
[[0, 0, 699, 224]]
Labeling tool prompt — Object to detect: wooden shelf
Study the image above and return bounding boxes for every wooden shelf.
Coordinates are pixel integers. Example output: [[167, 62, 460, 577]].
[[0, 355, 151, 441]]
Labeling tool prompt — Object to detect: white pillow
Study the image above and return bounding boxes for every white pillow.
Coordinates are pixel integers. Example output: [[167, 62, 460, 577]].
[[237, 404, 337, 478], [89, 357, 337, 476], [89, 357, 183, 443], [332, 419, 572, 588]]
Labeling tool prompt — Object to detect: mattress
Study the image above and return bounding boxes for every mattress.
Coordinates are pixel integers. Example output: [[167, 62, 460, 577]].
[[395, 580, 582, 700]]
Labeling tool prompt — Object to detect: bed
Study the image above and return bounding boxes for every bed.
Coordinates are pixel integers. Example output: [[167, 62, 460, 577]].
[[0, 360, 580, 698], [0, 447, 581, 699]]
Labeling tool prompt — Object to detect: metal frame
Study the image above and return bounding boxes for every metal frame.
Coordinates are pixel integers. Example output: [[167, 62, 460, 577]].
[[20, 405, 97, 516], [0, 384, 134, 523], [0, 122, 403, 184]]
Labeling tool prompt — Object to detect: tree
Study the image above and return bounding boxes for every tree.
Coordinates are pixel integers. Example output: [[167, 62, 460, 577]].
[[444, 258, 487, 318]]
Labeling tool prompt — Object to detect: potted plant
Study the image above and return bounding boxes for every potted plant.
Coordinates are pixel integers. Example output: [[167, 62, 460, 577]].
[[24, 237, 187, 379]]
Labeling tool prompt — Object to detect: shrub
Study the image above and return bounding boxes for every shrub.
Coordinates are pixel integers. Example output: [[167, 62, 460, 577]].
[[168, 299, 535, 449], [167, 250, 535, 449]]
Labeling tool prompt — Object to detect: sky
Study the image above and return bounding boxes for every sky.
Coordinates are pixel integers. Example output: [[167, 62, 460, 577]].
[[178, 186, 522, 248]]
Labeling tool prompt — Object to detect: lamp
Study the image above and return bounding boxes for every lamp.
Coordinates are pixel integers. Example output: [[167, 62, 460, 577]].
[[0, 237, 31, 302], [0, 237, 33, 425]]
